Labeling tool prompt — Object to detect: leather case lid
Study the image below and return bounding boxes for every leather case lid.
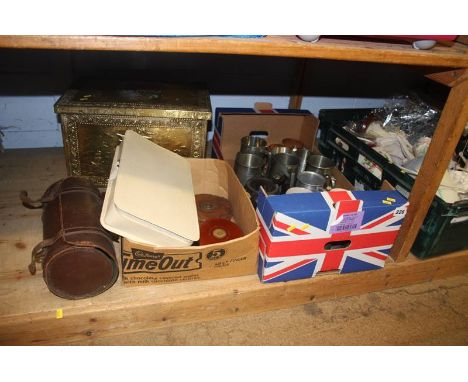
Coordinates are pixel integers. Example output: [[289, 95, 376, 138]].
[[102, 130, 199, 245]]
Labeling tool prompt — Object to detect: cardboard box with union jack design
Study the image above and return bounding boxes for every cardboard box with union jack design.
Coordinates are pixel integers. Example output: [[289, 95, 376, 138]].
[[256, 187, 409, 283]]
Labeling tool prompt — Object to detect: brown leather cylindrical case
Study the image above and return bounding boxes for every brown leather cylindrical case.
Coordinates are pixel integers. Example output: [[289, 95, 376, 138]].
[[22, 177, 119, 300]]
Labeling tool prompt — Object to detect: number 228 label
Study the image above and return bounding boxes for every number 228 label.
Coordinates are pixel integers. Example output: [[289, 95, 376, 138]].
[[393, 208, 407, 216]]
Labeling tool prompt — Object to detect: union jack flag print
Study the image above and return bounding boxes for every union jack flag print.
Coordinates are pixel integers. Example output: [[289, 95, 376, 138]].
[[256, 188, 408, 283]]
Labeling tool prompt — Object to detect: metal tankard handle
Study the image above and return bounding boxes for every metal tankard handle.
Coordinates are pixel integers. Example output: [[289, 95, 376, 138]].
[[325, 174, 336, 190]]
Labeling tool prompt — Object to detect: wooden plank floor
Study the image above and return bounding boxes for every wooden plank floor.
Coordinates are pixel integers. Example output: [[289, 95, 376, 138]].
[[1, 148, 468, 345], [78, 274, 468, 345]]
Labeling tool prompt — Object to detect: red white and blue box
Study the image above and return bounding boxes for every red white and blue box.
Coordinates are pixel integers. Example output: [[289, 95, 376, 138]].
[[256, 187, 409, 283], [212, 103, 319, 164]]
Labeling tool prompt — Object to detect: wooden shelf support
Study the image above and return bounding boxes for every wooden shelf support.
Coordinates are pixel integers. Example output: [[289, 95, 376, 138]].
[[390, 72, 468, 262], [425, 68, 468, 88], [288, 59, 307, 109]]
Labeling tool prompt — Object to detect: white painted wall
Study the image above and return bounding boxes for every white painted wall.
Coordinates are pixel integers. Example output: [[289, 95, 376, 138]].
[[0, 95, 62, 149], [0, 95, 388, 149]]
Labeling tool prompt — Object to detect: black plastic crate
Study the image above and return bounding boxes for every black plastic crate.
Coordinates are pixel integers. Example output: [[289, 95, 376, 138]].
[[318, 108, 468, 259], [318, 109, 396, 190], [383, 166, 468, 258]]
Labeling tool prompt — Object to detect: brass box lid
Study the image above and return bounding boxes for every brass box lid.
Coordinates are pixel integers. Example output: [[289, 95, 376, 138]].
[[54, 86, 212, 120]]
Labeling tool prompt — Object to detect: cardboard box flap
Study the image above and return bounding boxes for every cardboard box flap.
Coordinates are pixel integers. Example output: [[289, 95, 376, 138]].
[[261, 189, 407, 214], [213, 107, 318, 163], [101, 130, 199, 246], [257, 188, 408, 237]]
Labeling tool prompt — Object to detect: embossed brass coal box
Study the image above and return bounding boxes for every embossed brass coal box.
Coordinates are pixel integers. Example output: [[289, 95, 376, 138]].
[[54, 86, 211, 187]]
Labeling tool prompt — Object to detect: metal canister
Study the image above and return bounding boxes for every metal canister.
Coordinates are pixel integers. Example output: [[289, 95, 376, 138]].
[[268, 152, 299, 179], [282, 138, 304, 151], [268, 152, 299, 192], [234, 152, 265, 185], [240, 136, 268, 155], [245, 177, 281, 207], [296, 148, 311, 173], [306, 154, 335, 176], [268, 145, 293, 156], [296, 171, 326, 192]]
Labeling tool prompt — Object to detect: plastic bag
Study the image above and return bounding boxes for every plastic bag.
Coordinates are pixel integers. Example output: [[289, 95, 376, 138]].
[[376, 94, 440, 145]]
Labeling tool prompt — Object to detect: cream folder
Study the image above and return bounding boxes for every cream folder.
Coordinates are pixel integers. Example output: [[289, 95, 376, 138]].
[[100, 130, 199, 247]]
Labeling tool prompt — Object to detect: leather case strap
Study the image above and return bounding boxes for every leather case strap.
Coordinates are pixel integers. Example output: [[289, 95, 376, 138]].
[[20, 190, 55, 209]]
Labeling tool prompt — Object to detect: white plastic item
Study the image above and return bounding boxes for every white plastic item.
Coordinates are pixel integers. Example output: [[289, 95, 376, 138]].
[[297, 35, 320, 43], [286, 187, 312, 194], [100, 130, 199, 247], [412, 40, 437, 50]]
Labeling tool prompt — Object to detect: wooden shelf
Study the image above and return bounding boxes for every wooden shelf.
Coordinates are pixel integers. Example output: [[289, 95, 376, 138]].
[[1, 148, 468, 345], [0, 35, 467, 67]]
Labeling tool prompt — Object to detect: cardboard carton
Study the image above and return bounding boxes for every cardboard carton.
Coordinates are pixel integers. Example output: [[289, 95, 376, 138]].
[[256, 180, 409, 283], [212, 104, 319, 165], [121, 158, 260, 286]]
